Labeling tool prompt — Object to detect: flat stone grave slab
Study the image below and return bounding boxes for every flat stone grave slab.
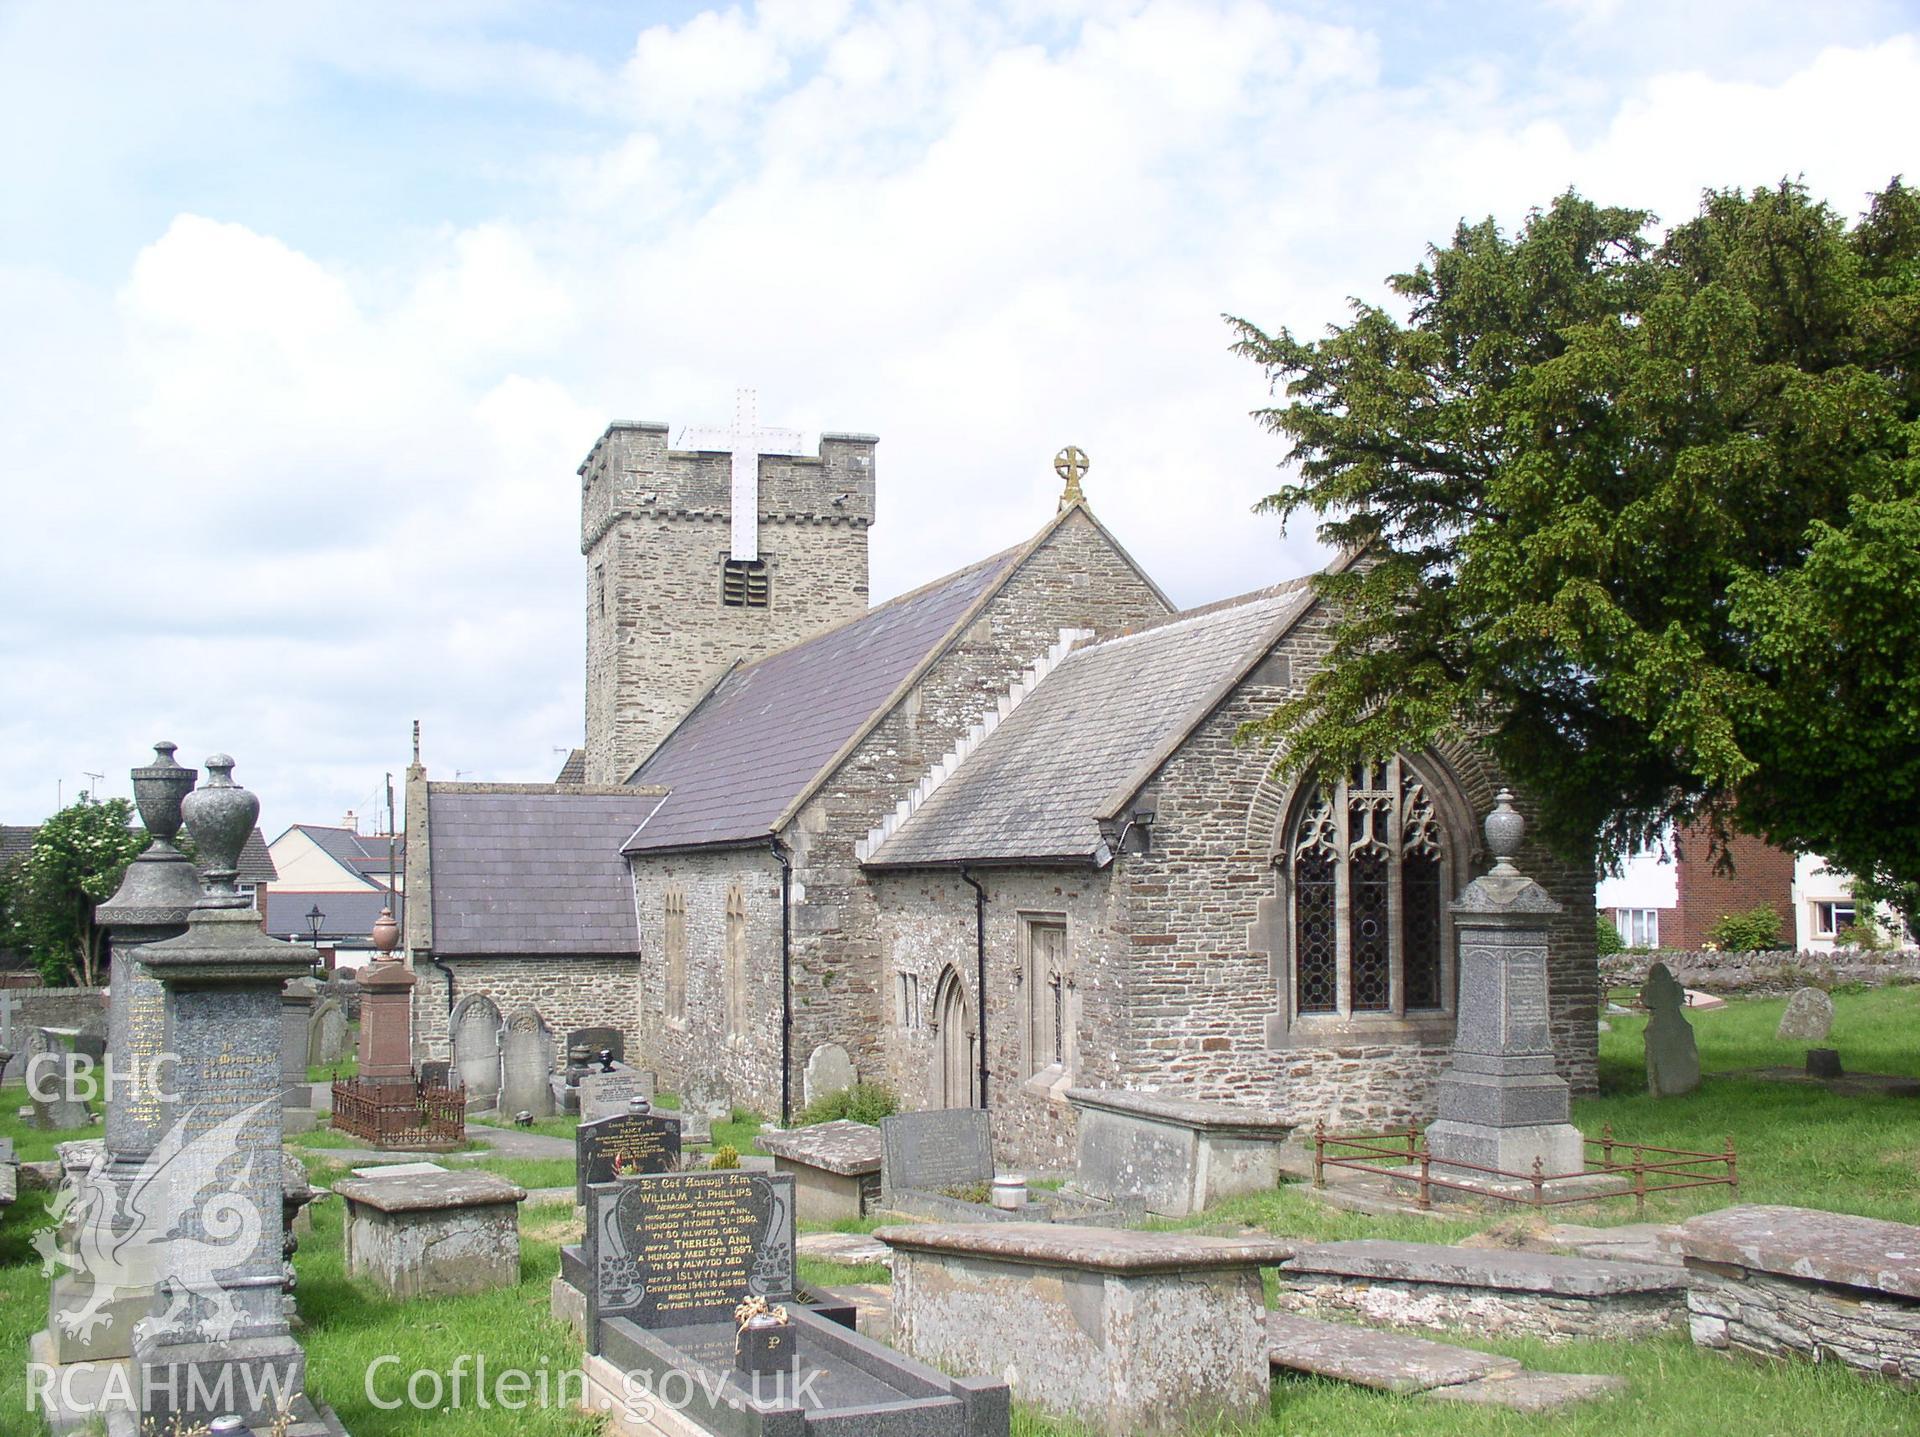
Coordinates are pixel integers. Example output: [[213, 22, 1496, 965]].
[[1424, 1372, 1629, 1411], [881, 1221, 1291, 1433], [350, 1161, 449, 1179], [797, 1231, 891, 1266], [1267, 1311, 1522, 1394], [1277, 1239, 1685, 1341], [1676, 1203, 1920, 1385], [761, 1119, 883, 1223], [334, 1169, 527, 1299], [1725, 1065, 1920, 1098], [1066, 1087, 1293, 1218]]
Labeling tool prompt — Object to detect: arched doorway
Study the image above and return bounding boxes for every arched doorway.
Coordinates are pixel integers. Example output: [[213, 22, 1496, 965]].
[[931, 967, 977, 1108]]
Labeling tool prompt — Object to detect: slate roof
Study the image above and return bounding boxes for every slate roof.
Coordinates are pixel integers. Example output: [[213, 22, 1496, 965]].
[[866, 581, 1316, 866], [281, 823, 400, 886], [554, 748, 587, 784], [429, 788, 662, 955], [265, 889, 403, 944], [0, 826, 34, 866], [622, 547, 1024, 854]]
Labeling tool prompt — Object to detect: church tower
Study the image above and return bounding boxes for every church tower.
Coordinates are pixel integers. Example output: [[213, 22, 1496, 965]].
[[579, 403, 876, 783]]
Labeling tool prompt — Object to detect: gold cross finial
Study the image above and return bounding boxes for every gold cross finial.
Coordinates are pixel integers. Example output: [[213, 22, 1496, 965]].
[[1054, 446, 1089, 510]]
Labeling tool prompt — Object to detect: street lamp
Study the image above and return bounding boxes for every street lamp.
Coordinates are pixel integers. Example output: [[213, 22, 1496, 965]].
[[305, 904, 326, 977]]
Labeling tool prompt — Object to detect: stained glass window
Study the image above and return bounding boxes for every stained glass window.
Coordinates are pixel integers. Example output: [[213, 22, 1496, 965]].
[[1288, 756, 1453, 1020]]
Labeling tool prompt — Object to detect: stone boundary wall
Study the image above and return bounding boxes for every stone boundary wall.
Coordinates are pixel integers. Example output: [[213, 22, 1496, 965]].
[[1600, 947, 1920, 996], [1, 987, 108, 1034]]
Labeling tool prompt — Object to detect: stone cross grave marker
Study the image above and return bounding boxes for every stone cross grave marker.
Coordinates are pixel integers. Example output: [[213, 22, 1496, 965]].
[[586, 1169, 795, 1337], [881, 1108, 993, 1198], [1643, 962, 1702, 1097], [1775, 987, 1834, 1043], [576, 1099, 682, 1204]]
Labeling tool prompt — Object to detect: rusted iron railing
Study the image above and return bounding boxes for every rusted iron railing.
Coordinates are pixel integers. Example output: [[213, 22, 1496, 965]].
[[1311, 1121, 1737, 1213], [331, 1076, 466, 1149]]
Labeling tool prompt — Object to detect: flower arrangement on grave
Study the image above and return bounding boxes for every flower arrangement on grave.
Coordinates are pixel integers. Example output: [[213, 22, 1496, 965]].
[[733, 1293, 795, 1375]]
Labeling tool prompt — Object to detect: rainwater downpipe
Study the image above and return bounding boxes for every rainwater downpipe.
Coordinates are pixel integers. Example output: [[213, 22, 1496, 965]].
[[771, 837, 794, 1127], [960, 867, 988, 1111]]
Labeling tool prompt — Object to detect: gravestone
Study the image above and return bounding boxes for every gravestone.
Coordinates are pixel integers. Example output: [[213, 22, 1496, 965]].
[[881, 1107, 993, 1198], [280, 977, 317, 1134], [449, 994, 502, 1109], [419, 1059, 452, 1088], [125, 755, 320, 1432], [1643, 963, 1702, 1098], [499, 1007, 554, 1119], [575, 1098, 682, 1203], [566, 1026, 624, 1066], [587, 1169, 795, 1332], [578, 1064, 656, 1122], [26, 1029, 91, 1131], [306, 998, 350, 1068], [802, 1042, 857, 1107], [1776, 987, 1834, 1043], [683, 1077, 732, 1123], [1425, 790, 1585, 1183]]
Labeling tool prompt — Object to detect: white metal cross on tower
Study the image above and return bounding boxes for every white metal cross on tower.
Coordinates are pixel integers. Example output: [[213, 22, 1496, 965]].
[[677, 389, 806, 561]]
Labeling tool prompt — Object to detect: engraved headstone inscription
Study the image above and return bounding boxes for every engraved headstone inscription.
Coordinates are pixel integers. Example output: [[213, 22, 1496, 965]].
[[881, 1107, 993, 1198], [586, 1170, 794, 1336], [576, 1100, 681, 1204], [578, 1065, 656, 1122]]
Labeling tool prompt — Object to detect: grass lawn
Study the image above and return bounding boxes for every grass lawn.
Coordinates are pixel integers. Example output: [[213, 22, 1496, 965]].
[[6, 990, 1919, 1436]]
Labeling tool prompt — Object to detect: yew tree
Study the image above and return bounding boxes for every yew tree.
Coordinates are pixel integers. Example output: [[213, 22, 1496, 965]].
[[1231, 180, 1920, 925]]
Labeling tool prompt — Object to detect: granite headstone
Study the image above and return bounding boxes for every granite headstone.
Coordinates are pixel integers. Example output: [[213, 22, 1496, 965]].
[[567, 1026, 625, 1066], [586, 1169, 794, 1331], [575, 1100, 681, 1203]]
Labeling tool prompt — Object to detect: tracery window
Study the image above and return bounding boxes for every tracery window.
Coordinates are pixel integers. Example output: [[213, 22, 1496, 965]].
[[1290, 757, 1448, 1019], [663, 888, 687, 1023], [724, 885, 749, 1038]]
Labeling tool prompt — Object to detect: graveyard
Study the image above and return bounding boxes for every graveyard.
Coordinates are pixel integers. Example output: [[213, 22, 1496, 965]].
[[4, 972, 1918, 1434]]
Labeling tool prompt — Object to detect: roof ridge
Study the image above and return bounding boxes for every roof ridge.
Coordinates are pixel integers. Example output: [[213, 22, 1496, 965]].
[[1078, 577, 1314, 652]]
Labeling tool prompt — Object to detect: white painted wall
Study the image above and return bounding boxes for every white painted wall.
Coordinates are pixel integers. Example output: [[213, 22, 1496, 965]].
[[266, 828, 379, 893]]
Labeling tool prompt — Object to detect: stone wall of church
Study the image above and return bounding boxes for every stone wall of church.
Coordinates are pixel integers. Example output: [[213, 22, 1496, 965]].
[[581, 422, 877, 783], [1105, 599, 1600, 1134], [408, 955, 645, 1069], [782, 509, 1173, 1126], [869, 867, 1127, 1170], [627, 849, 787, 1115]]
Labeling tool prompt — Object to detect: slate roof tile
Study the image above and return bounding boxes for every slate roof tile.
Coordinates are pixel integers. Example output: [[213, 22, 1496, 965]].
[[429, 789, 660, 955], [867, 582, 1315, 866], [622, 546, 1022, 853]]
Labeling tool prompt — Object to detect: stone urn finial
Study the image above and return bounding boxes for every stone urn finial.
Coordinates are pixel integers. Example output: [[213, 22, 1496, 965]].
[[1484, 788, 1524, 875], [180, 753, 257, 908], [130, 741, 197, 854], [370, 905, 400, 955]]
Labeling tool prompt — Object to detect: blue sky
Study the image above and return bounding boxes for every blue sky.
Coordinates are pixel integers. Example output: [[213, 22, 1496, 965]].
[[3, 0, 1917, 835]]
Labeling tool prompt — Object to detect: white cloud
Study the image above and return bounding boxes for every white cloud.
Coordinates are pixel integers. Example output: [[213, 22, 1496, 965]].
[[3, 1, 1917, 833]]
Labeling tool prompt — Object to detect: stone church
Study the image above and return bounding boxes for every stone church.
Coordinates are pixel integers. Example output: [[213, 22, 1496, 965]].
[[406, 410, 1598, 1165]]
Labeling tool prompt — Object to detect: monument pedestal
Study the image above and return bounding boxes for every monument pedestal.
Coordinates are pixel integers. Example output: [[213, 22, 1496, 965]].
[[1424, 792, 1584, 1192]]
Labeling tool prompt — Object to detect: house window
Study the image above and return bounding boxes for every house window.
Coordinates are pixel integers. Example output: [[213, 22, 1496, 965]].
[[725, 885, 749, 1038], [1024, 917, 1069, 1074], [663, 888, 687, 1023], [1814, 901, 1856, 939], [895, 971, 921, 1030], [1289, 758, 1448, 1019], [1617, 908, 1660, 947], [721, 559, 769, 608]]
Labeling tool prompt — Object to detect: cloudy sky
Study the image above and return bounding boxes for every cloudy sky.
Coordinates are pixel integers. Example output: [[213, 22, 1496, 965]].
[[3, 0, 1916, 837]]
